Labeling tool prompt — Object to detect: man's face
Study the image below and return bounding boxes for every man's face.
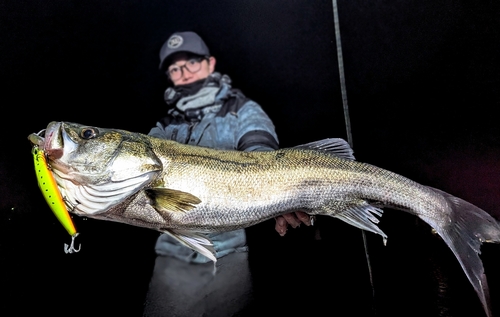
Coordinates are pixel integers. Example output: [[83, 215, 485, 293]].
[[167, 52, 216, 86]]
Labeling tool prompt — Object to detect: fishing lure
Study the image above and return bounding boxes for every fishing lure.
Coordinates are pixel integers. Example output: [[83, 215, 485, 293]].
[[32, 145, 80, 253]]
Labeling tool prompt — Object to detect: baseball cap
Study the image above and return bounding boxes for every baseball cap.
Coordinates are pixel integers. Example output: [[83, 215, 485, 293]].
[[159, 31, 210, 70]]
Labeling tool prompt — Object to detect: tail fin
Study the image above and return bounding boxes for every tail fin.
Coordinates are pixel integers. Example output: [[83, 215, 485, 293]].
[[421, 187, 500, 317]]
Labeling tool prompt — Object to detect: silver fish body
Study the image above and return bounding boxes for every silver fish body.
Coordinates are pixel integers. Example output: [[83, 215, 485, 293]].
[[29, 121, 500, 317]]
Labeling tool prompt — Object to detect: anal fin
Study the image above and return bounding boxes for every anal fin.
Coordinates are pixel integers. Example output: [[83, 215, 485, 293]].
[[332, 200, 388, 244]]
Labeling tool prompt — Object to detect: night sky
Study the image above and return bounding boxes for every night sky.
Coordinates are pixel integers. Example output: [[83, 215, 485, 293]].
[[1, 1, 500, 316]]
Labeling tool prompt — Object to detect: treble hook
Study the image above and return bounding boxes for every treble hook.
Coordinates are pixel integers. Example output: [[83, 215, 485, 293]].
[[64, 233, 81, 254]]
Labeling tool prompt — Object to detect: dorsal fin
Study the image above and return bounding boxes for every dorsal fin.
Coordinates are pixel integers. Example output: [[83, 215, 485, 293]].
[[293, 138, 355, 160]]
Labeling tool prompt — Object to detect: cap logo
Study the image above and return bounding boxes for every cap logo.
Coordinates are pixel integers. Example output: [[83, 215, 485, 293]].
[[167, 35, 183, 49]]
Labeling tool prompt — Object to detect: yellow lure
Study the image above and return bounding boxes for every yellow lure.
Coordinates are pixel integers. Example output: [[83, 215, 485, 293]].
[[32, 146, 77, 237]]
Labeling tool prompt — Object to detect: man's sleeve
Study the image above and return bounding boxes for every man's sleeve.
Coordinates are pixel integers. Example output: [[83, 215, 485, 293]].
[[236, 101, 279, 152], [148, 122, 169, 139]]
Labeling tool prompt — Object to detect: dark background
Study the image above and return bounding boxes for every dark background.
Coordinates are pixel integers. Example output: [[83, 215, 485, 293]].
[[1, 0, 499, 316]]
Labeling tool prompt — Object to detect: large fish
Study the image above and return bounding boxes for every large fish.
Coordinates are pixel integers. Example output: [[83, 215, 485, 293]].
[[28, 121, 499, 317]]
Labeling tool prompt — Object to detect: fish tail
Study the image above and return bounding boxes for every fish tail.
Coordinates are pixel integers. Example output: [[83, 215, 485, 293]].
[[421, 187, 500, 317]]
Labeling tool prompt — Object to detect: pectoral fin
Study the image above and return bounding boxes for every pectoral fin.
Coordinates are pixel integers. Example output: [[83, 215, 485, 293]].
[[163, 229, 217, 262], [146, 188, 201, 213]]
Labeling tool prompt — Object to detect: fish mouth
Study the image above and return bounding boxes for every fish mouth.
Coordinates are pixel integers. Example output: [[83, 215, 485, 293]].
[[44, 122, 61, 158], [27, 122, 71, 160], [29, 122, 78, 176], [43, 122, 73, 161], [28, 122, 84, 212]]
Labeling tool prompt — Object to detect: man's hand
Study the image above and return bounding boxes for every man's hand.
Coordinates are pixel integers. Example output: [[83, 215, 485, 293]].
[[274, 211, 313, 236]]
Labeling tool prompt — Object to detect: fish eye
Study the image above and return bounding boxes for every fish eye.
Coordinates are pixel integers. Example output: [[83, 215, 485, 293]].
[[80, 127, 98, 139]]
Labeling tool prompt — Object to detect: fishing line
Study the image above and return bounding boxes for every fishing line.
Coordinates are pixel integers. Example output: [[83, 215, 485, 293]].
[[331, 0, 376, 311], [332, 0, 353, 148]]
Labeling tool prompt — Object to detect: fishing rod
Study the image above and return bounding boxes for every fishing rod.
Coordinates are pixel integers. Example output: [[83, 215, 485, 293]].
[[331, 0, 377, 313]]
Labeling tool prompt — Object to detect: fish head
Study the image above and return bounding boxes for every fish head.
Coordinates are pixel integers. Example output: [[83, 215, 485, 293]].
[[28, 121, 163, 216]]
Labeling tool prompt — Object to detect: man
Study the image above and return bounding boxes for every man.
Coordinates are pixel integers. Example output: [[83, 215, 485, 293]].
[[143, 31, 311, 317]]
